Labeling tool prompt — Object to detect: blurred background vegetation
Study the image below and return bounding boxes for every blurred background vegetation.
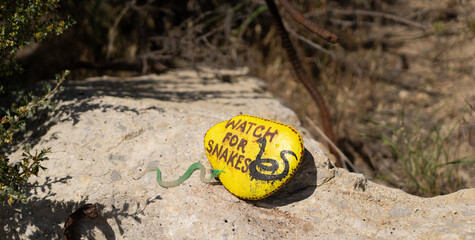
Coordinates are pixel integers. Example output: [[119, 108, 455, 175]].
[[1, 0, 71, 205], [1, 0, 474, 202]]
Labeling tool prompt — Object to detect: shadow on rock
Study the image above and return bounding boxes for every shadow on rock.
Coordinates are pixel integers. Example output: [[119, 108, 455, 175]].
[[251, 149, 317, 208], [7, 74, 271, 154], [0, 175, 146, 240]]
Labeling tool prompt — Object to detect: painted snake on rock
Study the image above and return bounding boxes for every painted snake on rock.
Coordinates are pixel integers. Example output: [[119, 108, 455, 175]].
[[249, 137, 296, 181]]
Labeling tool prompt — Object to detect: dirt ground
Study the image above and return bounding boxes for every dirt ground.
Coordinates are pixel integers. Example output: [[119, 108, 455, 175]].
[[250, 0, 475, 196]]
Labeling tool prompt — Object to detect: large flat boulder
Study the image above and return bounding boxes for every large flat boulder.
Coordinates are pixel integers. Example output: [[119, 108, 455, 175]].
[[1, 68, 473, 239]]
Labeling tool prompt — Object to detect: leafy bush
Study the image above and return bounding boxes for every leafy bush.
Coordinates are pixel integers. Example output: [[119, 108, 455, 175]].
[[1, 73, 68, 205], [0, 0, 73, 205]]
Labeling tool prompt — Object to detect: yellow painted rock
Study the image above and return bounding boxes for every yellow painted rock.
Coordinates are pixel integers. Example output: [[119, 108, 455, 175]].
[[204, 115, 304, 200]]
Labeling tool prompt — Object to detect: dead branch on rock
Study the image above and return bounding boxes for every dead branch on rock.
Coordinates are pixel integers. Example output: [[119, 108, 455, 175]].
[[265, 0, 343, 168]]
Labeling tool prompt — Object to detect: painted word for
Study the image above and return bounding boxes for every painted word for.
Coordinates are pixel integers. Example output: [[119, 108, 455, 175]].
[[206, 139, 251, 173]]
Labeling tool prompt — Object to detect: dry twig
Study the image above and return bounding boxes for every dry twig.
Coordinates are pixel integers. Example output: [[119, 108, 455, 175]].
[[305, 116, 356, 170], [308, 8, 428, 29], [286, 27, 336, 59], [278, 0, 339, 43]]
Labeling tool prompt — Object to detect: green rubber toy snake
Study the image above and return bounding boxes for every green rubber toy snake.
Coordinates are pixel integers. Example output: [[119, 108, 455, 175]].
[[133, 162, 225, 188]]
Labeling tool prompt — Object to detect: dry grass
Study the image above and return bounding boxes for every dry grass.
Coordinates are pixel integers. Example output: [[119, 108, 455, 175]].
[[249, 0, 475, 196]]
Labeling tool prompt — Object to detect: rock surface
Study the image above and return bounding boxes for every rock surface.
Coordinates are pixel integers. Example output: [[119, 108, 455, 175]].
[[1, 68, 474, 239]]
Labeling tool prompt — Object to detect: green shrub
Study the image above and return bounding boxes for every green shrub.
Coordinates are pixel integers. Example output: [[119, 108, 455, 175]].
[[0, 0, 73, 205], [1, 0, 73, 81]]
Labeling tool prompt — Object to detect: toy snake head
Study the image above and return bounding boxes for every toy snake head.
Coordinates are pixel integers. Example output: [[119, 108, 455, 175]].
[[212, 167, 226, 178]]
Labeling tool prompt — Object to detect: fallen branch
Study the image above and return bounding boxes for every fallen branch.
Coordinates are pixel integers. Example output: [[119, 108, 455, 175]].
[[305, 116, 356, 170], [286, 27, 336, 59]]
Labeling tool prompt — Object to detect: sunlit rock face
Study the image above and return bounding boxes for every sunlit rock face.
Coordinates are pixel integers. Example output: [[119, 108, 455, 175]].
[[1, 68, 473, 239]]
